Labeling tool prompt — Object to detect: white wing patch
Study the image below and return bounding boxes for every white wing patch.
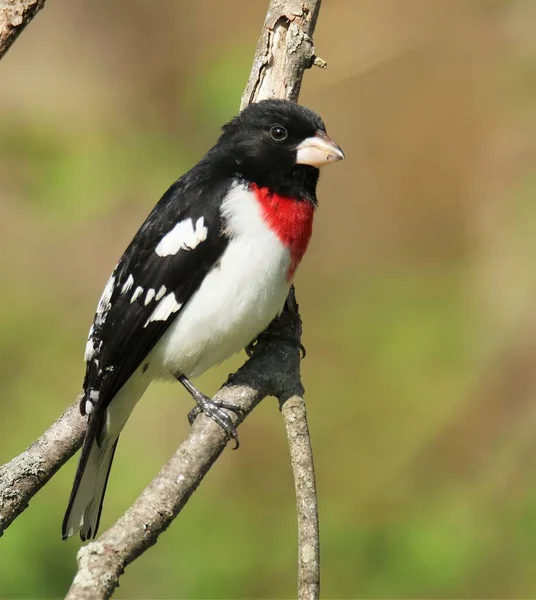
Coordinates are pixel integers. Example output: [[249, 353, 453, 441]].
[[84, 325, 95, 361], [155, 285, 167, 301], [131, 286, 144, 303], [145, 288, 156, 306], [145, 292, 182, 326], [121, 274, 134, 294], [84, 341, 94, 361], [86, 270, 117, 361], [155, 217, 208, 257], [96, 275, 115, 323]]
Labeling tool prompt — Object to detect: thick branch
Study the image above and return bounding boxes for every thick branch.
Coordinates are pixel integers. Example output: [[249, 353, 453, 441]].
[[0, 401, 86, 536], [0, 0, 47, 59], [240, 0, 321, 109]]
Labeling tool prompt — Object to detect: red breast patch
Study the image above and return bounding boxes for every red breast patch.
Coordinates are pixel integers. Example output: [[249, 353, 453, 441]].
[[251, 183, 314, 280]]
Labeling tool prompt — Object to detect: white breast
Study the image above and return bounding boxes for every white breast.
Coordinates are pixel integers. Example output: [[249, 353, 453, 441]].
[[147, 183, 291, 379]]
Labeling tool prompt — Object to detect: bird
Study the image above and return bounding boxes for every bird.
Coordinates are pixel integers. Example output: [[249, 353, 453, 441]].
[[62, 99, 344, 541]]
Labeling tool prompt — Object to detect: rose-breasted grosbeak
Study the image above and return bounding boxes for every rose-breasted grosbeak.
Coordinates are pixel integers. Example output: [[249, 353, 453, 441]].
[[62, 99, 344, 541]]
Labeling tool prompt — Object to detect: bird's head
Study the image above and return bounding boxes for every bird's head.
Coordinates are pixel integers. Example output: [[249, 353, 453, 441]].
[[217, 99, 344, 202]]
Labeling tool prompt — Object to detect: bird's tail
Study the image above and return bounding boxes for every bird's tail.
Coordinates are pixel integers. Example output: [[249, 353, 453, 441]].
[[62, 426, 119, 541], [62, 373, 148, 541]]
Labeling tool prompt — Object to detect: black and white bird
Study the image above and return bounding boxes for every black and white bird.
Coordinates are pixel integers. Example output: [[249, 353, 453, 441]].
[[62, 99, 344, 541]]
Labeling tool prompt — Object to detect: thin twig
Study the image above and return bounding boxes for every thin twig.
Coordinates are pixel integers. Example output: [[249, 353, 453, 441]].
[[0, 0, 47, 59], [281, 395, 320, 600]]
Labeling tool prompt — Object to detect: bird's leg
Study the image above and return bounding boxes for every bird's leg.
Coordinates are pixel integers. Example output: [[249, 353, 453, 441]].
[[176, 374, 243, 449]]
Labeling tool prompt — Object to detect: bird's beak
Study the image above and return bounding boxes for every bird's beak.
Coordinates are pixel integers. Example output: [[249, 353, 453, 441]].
[[295, 130, 345, 167]]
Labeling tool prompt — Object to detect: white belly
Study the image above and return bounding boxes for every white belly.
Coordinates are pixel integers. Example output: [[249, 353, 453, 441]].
[[147, 183, 292, 379]]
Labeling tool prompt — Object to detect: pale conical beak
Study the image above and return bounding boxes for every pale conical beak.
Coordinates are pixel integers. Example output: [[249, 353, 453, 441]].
[[295, 130, 345, 167]]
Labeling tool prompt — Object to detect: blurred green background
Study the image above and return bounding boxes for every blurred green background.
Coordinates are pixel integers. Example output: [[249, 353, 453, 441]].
[[2, 0, 536, 597]]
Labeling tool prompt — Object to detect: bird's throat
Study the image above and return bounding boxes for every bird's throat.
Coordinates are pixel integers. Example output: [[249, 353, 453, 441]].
[[251, 183, 314, 280]]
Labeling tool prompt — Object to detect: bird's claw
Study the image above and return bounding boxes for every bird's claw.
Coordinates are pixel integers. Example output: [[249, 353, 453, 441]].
[[188, 398, 244, 449]]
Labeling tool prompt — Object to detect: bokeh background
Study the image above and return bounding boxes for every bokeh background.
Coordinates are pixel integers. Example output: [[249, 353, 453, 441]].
[[1, 0, 536, 597]]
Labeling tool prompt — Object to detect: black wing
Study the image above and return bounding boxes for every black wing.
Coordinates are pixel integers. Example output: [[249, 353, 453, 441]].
[[83, 168, 231, 417]]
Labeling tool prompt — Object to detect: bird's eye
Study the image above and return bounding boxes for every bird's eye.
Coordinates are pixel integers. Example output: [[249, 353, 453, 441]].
[[270, 125, 288, 142]]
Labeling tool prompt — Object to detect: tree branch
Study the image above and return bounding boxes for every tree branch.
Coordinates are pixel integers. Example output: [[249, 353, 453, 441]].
[[240, 3, 323, 596], [281, 394, 320, 599], [0, 0, 323, 597], [0, 0, 47, 59], [240, 0, 322, 108], [0, 401, 86, 536]]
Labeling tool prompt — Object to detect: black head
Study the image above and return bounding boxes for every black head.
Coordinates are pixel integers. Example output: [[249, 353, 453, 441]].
[[216, 99, 344, 202]]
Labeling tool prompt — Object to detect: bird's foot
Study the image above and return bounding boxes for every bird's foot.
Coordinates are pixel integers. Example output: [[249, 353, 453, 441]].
[[177, 374, 243, 448], [187, 397, 243, 448]]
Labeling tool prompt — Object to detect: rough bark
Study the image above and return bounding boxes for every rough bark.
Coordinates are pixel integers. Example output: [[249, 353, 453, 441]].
[[0, 402, 86, 536], [281, 393, 320, 599], [240, 0, 323, 108], [0, 0, 47, 59]]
